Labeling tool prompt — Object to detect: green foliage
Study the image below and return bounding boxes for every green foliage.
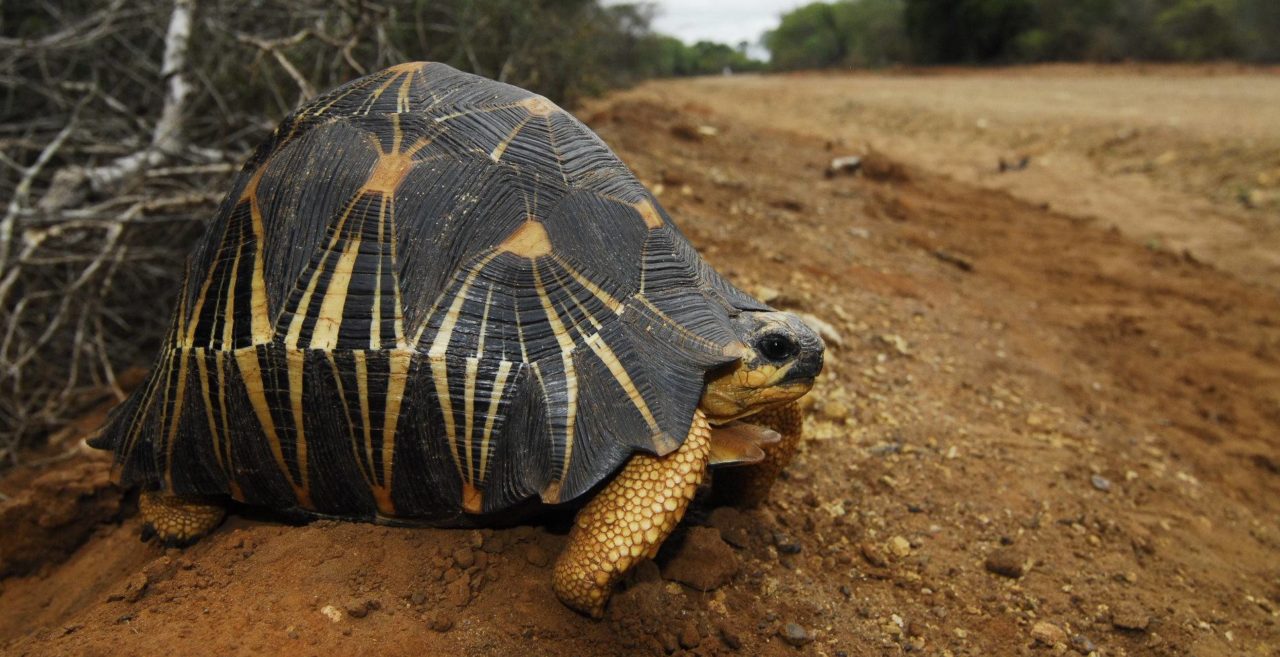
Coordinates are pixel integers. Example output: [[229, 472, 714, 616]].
[[647, 36, 766, 76], [766, 0, 1278, 67], [1154, 0, 1241, 60], [838, 0, 912, 66], [767, 0, 909, 69], [905, 0, 1037, 63], [766, 3, 847, 69]]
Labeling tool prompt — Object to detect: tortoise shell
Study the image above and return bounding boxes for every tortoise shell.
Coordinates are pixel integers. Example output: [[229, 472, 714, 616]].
[[92, 62, 767, 523]]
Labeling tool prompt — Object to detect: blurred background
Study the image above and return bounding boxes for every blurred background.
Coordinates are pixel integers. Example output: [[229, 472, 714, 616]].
[[2, 1, 1278, 461]]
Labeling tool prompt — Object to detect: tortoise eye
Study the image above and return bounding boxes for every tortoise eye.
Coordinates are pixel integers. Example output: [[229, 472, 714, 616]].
[[756, 333, 798, 362]]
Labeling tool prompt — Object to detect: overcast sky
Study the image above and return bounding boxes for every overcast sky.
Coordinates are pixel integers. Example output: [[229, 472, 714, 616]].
[[617, 0, 806, 56]]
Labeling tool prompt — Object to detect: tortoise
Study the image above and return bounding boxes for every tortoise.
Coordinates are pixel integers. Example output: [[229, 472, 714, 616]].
[[90, 62, 824, 617]]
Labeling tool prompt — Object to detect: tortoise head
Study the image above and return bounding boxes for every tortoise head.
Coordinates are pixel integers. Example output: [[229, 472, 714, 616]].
[[701, 311, 825, 422]]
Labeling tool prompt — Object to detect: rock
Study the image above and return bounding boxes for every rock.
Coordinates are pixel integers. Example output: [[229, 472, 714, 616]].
[[932, 249, 974, 272], [452, 547, 476, 569], [822, 401, 851, 423], [876, 333, 910, 355], [887, 536, 912, 559], [1030, 621, 1067, 646], [670, 123, 701, 141], [707, 507, 751, 548], [660, 631, 679, 653], [1111, 601, 1151, 631], [1071, 634, 1098, 653], [678, 621, 701, 649], [780, 622, 812, 647], [998, 155, 1031, 172], [481, 533, 505, 553], [662, 527, 738, 591], [426, 612, 454, 633], [1091, 474, 1112, 492], [320, 605, 343, 623], [523, 544, 550, 568], [444, 572, 473, 608], [774, 532, 802, 555], [719, 624, 743, 650], [826, 155, 862, 177], [0, 461, 123, 578], [984, 547, 1030, 579], [860, 151, 909, 182], [861, 542, 889, 568], [345, 601, 369, 619], [111, 572, 150, 603]]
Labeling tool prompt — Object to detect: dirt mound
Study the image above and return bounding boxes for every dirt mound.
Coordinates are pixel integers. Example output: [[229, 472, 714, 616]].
[[4, 69, 1280, 656], [0, 458, 121, 577]]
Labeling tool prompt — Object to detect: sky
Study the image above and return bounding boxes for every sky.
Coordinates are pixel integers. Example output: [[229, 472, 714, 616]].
[[615, 0, 806, 58]]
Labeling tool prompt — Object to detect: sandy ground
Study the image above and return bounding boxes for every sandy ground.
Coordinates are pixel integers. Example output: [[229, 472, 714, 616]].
[[647, 65, 1280, 289], [2, 66, 1279, 657]]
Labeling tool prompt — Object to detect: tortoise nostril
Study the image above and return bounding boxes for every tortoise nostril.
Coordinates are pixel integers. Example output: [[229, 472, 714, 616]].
[[756, 333, 798, 362]]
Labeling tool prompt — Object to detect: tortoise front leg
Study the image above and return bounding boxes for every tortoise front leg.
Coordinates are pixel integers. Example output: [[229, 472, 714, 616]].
[[713, 401, 803, 507], [553, 409, 712, 618], [139, 490, 226, 546]]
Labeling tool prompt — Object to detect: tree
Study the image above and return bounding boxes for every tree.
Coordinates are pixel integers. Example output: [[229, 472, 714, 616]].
[[904, 0, 1036, 63], [835, 0, 911, 66], [766, 3, 847, 70], [1155, 0, 1242, 60]]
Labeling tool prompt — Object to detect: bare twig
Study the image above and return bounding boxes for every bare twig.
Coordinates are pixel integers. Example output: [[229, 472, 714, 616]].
[[235, 29, 317, 100]]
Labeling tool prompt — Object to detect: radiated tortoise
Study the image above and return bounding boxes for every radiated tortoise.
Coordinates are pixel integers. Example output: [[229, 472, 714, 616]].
[[91, 62, 824, 617]]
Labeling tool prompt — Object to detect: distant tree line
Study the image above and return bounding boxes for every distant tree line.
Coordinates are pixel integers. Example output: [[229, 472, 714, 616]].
[[766, 0, 1280, 68]]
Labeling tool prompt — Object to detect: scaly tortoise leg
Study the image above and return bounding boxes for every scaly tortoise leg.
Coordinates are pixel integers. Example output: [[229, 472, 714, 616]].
[[553, 409, 712, 618], [713, 401, 803, 508], [138, 490, 226, 546]]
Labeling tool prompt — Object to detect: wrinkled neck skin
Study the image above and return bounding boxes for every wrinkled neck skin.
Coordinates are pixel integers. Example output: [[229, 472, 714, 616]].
[[700, 310, 825, 424]]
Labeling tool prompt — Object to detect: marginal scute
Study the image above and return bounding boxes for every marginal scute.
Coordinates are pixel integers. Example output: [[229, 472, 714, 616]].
[[632, 198, 665, 229]]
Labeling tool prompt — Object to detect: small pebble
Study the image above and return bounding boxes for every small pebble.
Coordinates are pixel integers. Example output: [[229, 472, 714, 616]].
[[887, 535, 912, 558], [1111, 601, 1151, 631], [720, 624, 742, 650], [524, 545, 550, 568], [774, 532, 802, 555], [1091, 474, 1113, 492], [1071, 634, 1098, 653], [1030, 621, 1067, 646], [781, 622, 812, 647], [822, 401, 850, 423], [427, 612, 454, 633], [861, 542, 889, 568], [678, 622, 701, 649], [984, 547, 1029, 579], [708, 507, 751, 548], [452, 547, 476, 569]]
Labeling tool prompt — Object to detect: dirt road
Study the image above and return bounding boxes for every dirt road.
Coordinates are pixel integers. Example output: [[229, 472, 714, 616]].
[[2, 66, 1278, 656], [642, 65, 1280, 289]]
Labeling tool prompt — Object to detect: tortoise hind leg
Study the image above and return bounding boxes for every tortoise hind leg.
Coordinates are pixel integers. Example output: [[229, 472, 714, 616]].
[[713, 401, 803, 508], [553, 410, 712, 618], [138, 490, 226, 546]]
